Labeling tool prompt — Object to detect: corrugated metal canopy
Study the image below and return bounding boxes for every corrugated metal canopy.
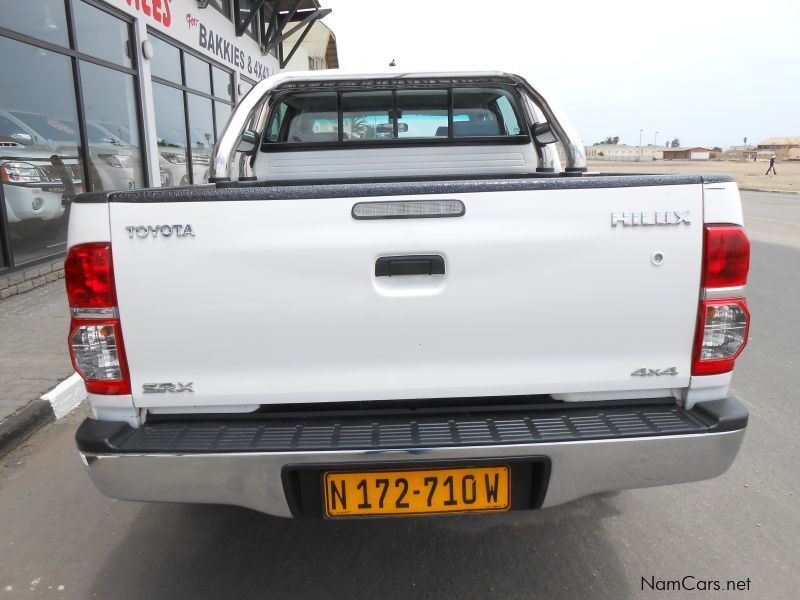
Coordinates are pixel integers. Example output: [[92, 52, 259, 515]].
[[274, 0, 319, 12]]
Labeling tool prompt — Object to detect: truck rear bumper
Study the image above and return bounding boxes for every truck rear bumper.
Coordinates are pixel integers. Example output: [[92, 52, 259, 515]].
[[76, 397, 747, 517]]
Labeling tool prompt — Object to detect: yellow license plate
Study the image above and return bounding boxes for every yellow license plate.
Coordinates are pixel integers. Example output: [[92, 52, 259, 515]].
[[323, 465, 510, 517]]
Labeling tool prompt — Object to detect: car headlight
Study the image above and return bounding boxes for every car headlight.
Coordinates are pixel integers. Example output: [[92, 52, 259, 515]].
[[1, 161, 44, 184], [98, 153, 134, 168], [161, 152, 187, 164]]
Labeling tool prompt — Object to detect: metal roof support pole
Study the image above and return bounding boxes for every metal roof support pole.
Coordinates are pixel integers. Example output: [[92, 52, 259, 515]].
[[262, 2, 282, 54], [280, 19, 316, 68], [272, 0, 303, 62], [234, 0, 269, 37], [265, 8, 331, 56], [280, 0, 304, 29]]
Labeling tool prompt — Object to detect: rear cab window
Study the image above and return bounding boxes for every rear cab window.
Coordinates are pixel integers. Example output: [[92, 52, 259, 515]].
[[262, 86, 529, 149]]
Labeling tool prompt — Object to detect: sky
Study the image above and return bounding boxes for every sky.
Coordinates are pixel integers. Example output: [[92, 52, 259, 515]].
[[323, 0, 800, 148]]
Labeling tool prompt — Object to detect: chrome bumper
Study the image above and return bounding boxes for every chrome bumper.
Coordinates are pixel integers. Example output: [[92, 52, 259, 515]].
[[78, 398, 747, 517]]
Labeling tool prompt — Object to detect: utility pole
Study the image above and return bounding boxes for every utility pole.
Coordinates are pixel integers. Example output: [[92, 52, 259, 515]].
[[639, 129, 643, 162], [654, 131, 659, 146]]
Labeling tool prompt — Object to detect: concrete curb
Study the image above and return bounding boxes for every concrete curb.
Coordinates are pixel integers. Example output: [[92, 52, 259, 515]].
[[0, 400, 54, 456], [41, 373, 87, 419], [0, 373, 86, 457]]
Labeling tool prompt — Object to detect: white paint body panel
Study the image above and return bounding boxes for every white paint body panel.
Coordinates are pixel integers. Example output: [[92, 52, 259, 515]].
[[703, 182, 744, 226], [67, 202, 111, 245], [107, 184, 705, 409]]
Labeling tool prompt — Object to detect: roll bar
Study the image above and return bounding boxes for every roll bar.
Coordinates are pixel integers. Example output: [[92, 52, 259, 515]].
[[210, 70, 587, 181]]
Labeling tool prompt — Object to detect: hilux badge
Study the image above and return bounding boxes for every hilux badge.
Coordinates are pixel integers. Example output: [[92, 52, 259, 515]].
[[611, 211, 690, 227]]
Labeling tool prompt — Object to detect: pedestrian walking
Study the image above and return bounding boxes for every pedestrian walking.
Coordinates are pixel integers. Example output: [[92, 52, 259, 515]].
[[765, 155, 777, 175]]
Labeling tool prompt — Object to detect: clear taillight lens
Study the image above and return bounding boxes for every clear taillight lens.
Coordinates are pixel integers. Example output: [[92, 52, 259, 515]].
[[71, 322, 122, 379], [69, 320, 130, 394], [692, 299, 750, 375]]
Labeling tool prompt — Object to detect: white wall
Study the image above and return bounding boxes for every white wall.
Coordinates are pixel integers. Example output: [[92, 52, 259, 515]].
[[283, 20, 334, 71], [107, 0, 279, 81]]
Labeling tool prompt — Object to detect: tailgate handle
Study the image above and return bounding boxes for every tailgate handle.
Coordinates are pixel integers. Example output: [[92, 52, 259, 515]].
[[375, 255, 445, 277]]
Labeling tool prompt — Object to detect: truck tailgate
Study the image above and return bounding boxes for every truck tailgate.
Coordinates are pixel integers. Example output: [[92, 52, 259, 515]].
[[109, 183, 702, 409]]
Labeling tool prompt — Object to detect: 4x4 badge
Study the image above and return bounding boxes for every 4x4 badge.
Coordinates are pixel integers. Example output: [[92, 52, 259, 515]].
[[631, 367, 678, 377]]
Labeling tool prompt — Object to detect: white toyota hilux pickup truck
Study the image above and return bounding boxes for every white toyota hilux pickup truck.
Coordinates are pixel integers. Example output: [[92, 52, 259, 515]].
[[68, 70, 750, 518]]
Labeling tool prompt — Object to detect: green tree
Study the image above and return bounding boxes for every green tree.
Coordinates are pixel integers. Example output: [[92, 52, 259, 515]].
[[349, 117, 376, 139], [670, 138, 681, 148], [599, 136, 620, 145]]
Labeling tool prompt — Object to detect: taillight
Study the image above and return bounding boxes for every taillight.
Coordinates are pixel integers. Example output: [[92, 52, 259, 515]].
[[692, 299, 750, 375], [703, 224, 750, 288], [692, 224, 750, 376], [65, 243, 130, 395]]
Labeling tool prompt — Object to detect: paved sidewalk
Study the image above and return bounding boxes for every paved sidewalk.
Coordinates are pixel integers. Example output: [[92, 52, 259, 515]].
[[0, 281, 72, 424]]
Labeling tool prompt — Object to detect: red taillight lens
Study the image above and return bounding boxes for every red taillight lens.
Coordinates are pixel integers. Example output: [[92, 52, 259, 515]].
[[65, 242, 116, 308], [66, 242, 130, 395], [704, 225, 750, 288], [692, 298, 750, 375]]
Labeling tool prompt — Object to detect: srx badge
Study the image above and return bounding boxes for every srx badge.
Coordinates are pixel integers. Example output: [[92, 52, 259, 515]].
[[143, 382, 194, 393]]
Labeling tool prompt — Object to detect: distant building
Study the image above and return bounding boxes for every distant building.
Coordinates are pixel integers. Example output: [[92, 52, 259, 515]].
[[724, 145, 757, 161], [662, 147, 715, 160], [283, 21, 338, 71], [757, 137, 800, 159], [586, 144, 663, 161]]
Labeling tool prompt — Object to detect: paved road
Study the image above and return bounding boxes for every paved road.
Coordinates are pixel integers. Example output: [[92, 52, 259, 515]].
[[740, 191, 800, 250], [0, 191, 797, 599]]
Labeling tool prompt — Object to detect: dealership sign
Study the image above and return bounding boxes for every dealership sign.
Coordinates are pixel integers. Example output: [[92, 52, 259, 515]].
[[188, 13, 272, 80], [122, 0, 173, 26], [114, 0, 277, 80]]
